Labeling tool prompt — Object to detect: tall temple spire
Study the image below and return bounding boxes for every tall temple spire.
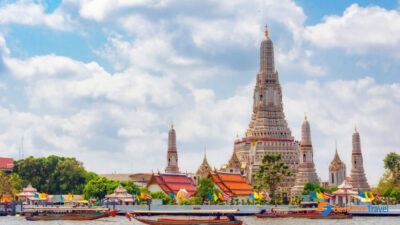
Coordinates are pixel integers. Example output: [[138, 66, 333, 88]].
[[233, 25, 299, 191], [260, 24, 275, 74], [165, 124, 180, 174], [349, 128, 370, 191], [292, 117, 319, 192]]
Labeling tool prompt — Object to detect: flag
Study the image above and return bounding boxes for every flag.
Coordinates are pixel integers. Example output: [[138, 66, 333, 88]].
[[209, 193, 214, 200], [375, 194, 380, 200], [359, 191, 366, 198], [320, 192, 328, 200], [140, 193, 145, 199], [369, 192, 375, 201], [262, 192, 270, 200], [170, 192, 175, 198], [222, 193, 230, 200], [145, 193, 152, 200], [68, 194, 73, 201], [310, 192, 317, 199], [324, 192, 333, 199], [218, 192, 223, 200], [364, 192, 370, 201], [249, 193, 254, 201], [213, 193, 218, 201], [60, 194, 64, 202], [254, 192, 259, 199]]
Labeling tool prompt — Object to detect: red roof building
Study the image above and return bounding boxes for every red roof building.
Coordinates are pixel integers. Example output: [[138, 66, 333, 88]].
[[209, 171, 253, 197], [0, 157, 14, 172], [147, 173, 197, 196]]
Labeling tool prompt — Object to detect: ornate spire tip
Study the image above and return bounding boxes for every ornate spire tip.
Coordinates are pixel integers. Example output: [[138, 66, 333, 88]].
[[264, 24, 269, 37]]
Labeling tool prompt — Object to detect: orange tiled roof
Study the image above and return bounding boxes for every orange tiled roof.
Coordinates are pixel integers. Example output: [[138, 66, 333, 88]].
[[148, 173, 197, 196], [209, 172, 252, 197], [0, 157, 14, 169]]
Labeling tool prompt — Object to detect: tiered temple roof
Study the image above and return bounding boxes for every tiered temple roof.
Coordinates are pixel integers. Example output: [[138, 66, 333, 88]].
[[147, 173, 196, 196], [209, 171, 252, 197]]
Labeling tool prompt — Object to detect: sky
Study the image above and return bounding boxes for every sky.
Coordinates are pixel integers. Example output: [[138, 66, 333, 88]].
[[0, 0, 399, 186]]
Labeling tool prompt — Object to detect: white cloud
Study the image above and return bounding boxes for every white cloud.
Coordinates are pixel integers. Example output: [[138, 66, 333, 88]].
[[304, 4, 400, 54], [74, 0, 168, 22], [0, 0, 76, 31]]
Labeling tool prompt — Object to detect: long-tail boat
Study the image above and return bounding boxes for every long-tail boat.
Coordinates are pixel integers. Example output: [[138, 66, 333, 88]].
[[256, 208, 352, 219], [131, 209, 243, 225], [23, 208, 117, 221]]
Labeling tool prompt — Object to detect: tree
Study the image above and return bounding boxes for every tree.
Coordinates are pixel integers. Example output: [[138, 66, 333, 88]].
[[13, 155, 96, 194], [253, 153, 293, 203], [384, 152, 400, 183], [151, 191, 172, 204], [196, 178, 219, 203], [0, 171, 22, 200], [82, 177, 139, 200]]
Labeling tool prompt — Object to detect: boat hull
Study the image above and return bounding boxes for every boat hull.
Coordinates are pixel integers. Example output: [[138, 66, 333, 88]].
[[256, 212, 351, 219], [25, 212, 110, 221], [134, 217, 243, 225]]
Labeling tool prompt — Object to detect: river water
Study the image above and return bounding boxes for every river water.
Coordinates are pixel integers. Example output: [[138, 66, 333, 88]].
[[1, 216, 399, 225]]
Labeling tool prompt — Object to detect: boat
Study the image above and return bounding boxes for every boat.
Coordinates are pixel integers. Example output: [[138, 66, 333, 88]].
[[131, 209, 243, 225], [133, 215, 242, 225], [256, 208, 352, 219], [23, 208, 117, 221]]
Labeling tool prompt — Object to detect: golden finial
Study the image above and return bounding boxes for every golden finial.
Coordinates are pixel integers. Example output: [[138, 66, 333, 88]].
[[304, 113, 307, 121], [354, 125, 357, 132], [264, 24, 269, 37], [236, 133, 239, 139], [171, 121, 174, 129]]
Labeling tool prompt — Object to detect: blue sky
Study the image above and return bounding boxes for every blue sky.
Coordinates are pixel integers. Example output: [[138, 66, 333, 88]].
[[1, 0, 400, 186]]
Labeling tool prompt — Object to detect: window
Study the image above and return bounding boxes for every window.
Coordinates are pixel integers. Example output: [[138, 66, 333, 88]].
[[331, 173, 334, 184]]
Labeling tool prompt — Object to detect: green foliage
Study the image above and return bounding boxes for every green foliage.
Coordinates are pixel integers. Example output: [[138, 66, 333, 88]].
[[82, 177, 139, 200], [196, 178, 219, 203], [151, 191, 172, 205], [13, 155, 96, 194], [384, 152, 400, 182], [0, 171, 22, 198], [178, 199, 192, 205], [303, 182, 332, 194], [252, 153, 293, 203], [191, 196, 203, 205]]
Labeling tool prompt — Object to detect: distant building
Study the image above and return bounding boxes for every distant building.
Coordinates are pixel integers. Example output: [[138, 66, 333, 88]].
[[147, 173, 196, 196], [0, 157, 14, 172], [105, 185, 135, 205]]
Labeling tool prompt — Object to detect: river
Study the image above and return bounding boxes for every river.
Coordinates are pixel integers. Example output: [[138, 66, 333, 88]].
[[1, 216, 399, 225]]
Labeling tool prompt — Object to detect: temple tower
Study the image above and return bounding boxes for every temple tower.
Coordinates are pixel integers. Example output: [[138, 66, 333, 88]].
[[233, 25, 299, 191], [292, 115, 320, 192], [165, 123, 180, 174], [349, 128, 370, 191], [329, 146, 346, 187], [196, 152, 212, 179]]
